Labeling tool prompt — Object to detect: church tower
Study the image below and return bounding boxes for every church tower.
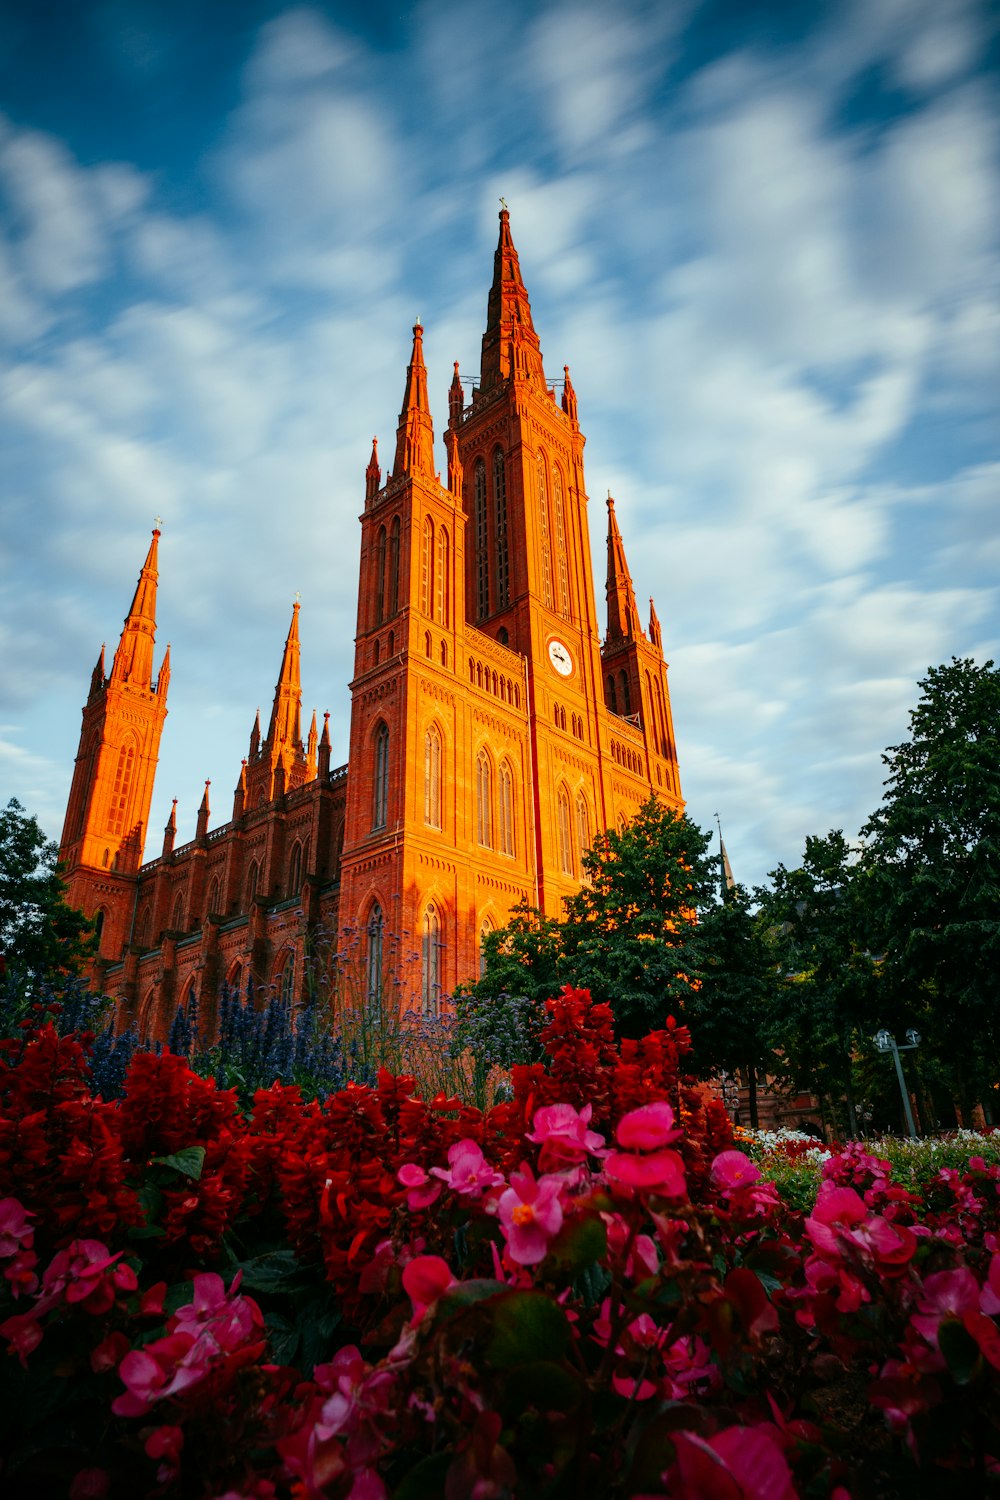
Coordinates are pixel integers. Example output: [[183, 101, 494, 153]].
[[60, 528, 169, 961]]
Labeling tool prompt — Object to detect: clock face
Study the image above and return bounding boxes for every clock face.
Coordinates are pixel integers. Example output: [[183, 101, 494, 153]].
[[548, 638, 573, 677]]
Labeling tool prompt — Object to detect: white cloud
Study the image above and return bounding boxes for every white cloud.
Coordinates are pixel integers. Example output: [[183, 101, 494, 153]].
[[0, 126, 107, 295]]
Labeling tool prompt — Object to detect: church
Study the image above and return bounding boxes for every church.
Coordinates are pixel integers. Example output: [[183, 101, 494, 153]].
[[58, 209, 684, 1037]]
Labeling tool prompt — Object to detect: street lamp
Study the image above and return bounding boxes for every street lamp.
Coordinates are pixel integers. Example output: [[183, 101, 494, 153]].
[[874, 1028, 921, 1138]]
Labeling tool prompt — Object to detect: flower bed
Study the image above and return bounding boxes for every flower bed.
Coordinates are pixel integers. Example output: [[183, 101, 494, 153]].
[[2, 990, 1000, 1497]]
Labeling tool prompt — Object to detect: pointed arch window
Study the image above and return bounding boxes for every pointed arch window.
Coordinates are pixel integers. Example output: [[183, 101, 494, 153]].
[[476, 749, 493, 847], [498, 760, 515, 856], [421, 516, 434, 615], [474, 460, 489, 620], [479, 916, 495, 978], [366, 902, 384, 1004], [373, 723, 389, 830], [171, 892, 186, 931], [288, 841, 303, 897], [553, 466, 570, 618], [246, 860, 260, 904], [536, 454, 554, 608], [607, 675, 617, 713], [493, 448, 509, 608], [375, 525, 387, 626], [424, 724, 442, 828], [421, 903, 441, 1015], [388, 515, 400, 616], [557, 786, 574, 876], [436, 524, 450, 625], [575, 792, 591, 876], [207, 876, 221, 915], [619, 671, 631, 715], [109, 742, 136, 837]]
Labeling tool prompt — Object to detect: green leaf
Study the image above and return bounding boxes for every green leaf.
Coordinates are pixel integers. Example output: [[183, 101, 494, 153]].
[[485, 1290, 571, 1370], [152, 1145, 206, 1180], [435, 1279, 506, 1322], [939, 1318, 982, 1385], [503, 1359, 583, 1415], [232, 1248, 308, 1294], [392, 1452, 453, 1499], [542, 1212, 607, 1280]]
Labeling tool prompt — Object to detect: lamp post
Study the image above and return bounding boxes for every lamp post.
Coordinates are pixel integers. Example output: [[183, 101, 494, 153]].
[[874, 1028, 921, 1138]]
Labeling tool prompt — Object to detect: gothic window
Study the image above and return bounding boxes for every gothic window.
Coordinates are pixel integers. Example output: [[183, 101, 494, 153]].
[[207, 876, 221, 915], [375, 525, 387, 626], [387, 629, 395, 657], [421, 516, 434, 615], [388, 515, 400, 616], [277, 957, 296, 1005], [94, 909, 105, 944], [497, 626, 508, 645], [426, 631, 432, 658], [575, 792, 591, 870], [498, 761, 515, 856], [479, 916, 495, 978], [493, 448, 509, 608], [537, 454, 554, 607], [557, 786, 574, 876], [424, 724, 442, 828], [102, 848, 110, 868], [440, 640, 447, 666], [246, 860, 260, 904], [619, 671, 631, 715], [373, 722, 389, 829], [171, 892, 185, 931], [655, 679, 670, 756], [373, 639, 380, 666], [474, 460, 489, 619], [109, 741, 136, 837], [421, 903, 441, 1014], [227, 961, 243, 998], [476, 749, 493, 847], [288, 841, 303, 897], [607, 675, 617, 713], [366, 902, 384, 1004], [436, 524, 450, 625], [553, 466, 570, 617], [136, 905, 150, 947]]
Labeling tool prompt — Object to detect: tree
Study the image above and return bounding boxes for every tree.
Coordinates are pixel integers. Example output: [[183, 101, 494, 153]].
[[0, 799, 96, 984], [860, 658, 1000, 1118], [685, 885, 781, 1128]]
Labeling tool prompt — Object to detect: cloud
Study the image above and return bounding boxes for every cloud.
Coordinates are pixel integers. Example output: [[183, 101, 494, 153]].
[[0, 123, 108, 295]]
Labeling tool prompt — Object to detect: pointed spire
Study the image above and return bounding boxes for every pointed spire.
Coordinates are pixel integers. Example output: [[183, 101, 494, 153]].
[[318, 711, 331, 778], [480, 206, 545, 395], [110, 527, 160, 689], [249, 709, 261, 758], [648, 597, 663, 652], [233, 760, 247, 820], [89, 644, 106, 700], [561, 365, 578, 425], [162, 798, 177, 857], [196, 780, 211, 839], [266, 601, 302, 752], [365, 437, 381, 504], [306, 709, 318, 778], [392, 323, 436, 480], [448, 361, 464, 428], [156, 643, 171, 699], [605, 495, 639, 643]]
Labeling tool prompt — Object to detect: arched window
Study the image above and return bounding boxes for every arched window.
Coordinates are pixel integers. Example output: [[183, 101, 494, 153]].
[[278, 957, 296, 1005], [474, 460, 489, 619], [373, 722, 389, 829], [476, 749, 493, 847], [537, 454, 554, 608], [135, 905, 151, 948], [422, 904, 441, 1014], [94, 908, 105, 945], [366, 902, 384, 1004], [421, 516, 434, 615], [436, 524, 449, 625], [288, 841, 303, 897], [479, 916, 495, 978], [497, 626, 508, 645], [102, 848, 110, 868], [655, 679, 670, 756], [246, 860, 260, 904], [424, 724, 442, 828], [227, 962, 243, 998], [425, 630, 432, 658], [375, 525, 387, 626], [387, 629, 395, 657], [553, 466, 570, 617], [109, 741, 136, 836], [171, 892, 185, 931], [440, 640, 448, 667], [557, 786, 573, 876], [620, 671, 631, 715], [575, 792, 591, 871], [607, 675, 617, 713], [493, 448, 509, 608], [373, 638, 381, 666], [207, 876, 221, 915], [498, 761, 515, 856], [388, 515, 400, 616]]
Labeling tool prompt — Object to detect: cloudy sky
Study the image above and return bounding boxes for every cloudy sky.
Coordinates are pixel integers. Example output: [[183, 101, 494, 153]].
[[2, 0, 997, 889]]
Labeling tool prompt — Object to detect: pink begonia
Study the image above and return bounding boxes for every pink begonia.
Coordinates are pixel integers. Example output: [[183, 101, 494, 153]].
[[671, 1424, 798, 1500], [525, 1103, 606, 1171], [711, 1150, 763, 1193], [806, 1181, 916, 1273], [497, 1164, 564, 1265], [402, 1255, 454, 1320], [980, 1255, 1000, 1316], [429, 1139, 505, 1197], [0, 1198, 34, 1257], [910, 1267, 980, 1349], [41, 1239, 136, 1317], [4, 1249, 39, 1299], [615, 1100, 682, 1151], [0, 1310, 43, 1365], [397, 1163, 442, 1211], [605, 1148, 686, 1199]]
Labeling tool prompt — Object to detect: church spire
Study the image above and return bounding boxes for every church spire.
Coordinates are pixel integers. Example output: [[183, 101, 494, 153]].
[[162, 798, 177, 857], [306, 710, 318, 778], [109, 527, 160, 688], [196, 780, 211, 839], [266, 601, 302, 751], [605, 495, 639, 642], [392, 322, 435, 480], [648, 597, 663, 652], [479, 206, 545, 395], [365, 437, 381, 503]]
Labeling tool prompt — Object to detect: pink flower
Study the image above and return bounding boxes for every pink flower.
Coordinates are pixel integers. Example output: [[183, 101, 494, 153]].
[[671, 1424, 798, 1500], [430, 1139, 505, 1198], [397, 1163, 443, 1211], [711, 1151, 763, 1193], [0, 1198, 34, 1258], [910, 1267, 980, 1348], [526, 1103, 606, 1170], [605, 1148, 686, 1199], [69, 1469, 109, 1500], [0, 1310, 43, 1366], [615, 1101, 682, 1151], [402, 1255, 455, 1320], [497, 1164, 564, 1265], [980, 1255, 1000, 1316], [3, 1249, 38, 1299], [41, 1239, 126, 1316]]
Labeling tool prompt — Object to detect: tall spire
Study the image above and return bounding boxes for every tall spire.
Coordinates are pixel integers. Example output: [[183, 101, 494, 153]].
[[365, 437, 381, 503], [480, 206, 545, 394], [196, 780, 211, 839], [89, 644, 106, 700], [267, 601, 302, 751], [162, 798, 177, 857], [392, 323, 435, 480], [110, 527, 160, 688], [306, 710, 318, 778], [605, 495, 639, 642], [648, 597, 662, 652]]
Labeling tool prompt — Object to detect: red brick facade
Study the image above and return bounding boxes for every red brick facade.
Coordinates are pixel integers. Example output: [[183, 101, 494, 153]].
[[60, 211, 684, 1034]]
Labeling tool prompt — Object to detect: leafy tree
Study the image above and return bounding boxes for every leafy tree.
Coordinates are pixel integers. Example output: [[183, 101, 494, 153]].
[[686, 884, 781, 1128], [0, 799, 95, 985], [860, 658, 1000, 1118]]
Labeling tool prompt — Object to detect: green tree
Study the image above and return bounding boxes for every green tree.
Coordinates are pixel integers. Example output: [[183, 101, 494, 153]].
[[686, 885, 781, 1128], [0, 799, 96, 984], [860, 658, 1000, 1119]]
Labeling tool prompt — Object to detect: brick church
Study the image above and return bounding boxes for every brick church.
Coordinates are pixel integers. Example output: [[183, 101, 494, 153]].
[[59, 210, 683, 1036]]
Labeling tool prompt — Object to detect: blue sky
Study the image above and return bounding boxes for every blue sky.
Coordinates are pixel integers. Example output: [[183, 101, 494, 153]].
[[2, 0, 997, 889]]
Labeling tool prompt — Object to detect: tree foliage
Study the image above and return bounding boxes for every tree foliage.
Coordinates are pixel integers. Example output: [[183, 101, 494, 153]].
[[0, 799, 95, 985]]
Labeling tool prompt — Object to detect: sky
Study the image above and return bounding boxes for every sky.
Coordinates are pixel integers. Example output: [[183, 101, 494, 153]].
[[1, 0, 997, 891]]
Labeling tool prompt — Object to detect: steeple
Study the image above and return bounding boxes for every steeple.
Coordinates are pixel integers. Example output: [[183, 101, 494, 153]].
[[648, 597, 663, 652], [561, 365, 578, 426], [448, 361, 464, 427], [162, 799, 177, 857], [156, 643, 171, 699], [109, 527, 160, 688], [89, 645, 106, 700], [249, 710, 261, 758], [479, 206, 545, 395], [245, 602, 310, 806], [306, 710, 318, 778], [392, 323, 435, 480], [318, 711, 331, 777], [605, 495, 639, 642], [233, 760, 247, 820], [267, 601, 302, 751], [196, 781, 211, 840], [365, 437, 381, 503]]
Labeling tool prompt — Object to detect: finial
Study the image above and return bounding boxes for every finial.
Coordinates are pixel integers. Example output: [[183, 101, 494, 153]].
[[153, 515, 162, 530], [294, 591, 301, 605], [499, 196, 507, 211]]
